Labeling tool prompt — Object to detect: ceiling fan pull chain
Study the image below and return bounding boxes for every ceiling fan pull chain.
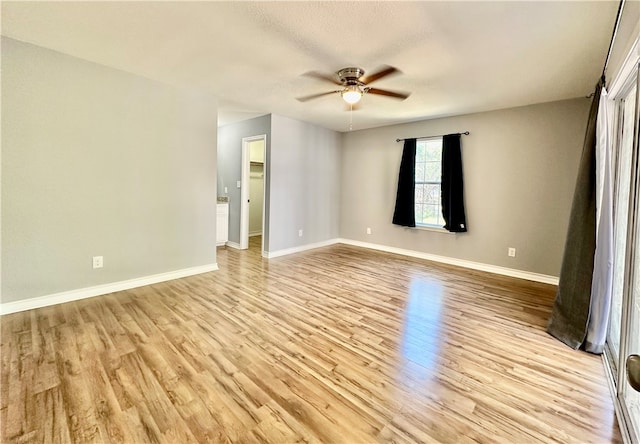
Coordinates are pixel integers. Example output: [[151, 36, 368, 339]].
[[349, 104, 353, 131]]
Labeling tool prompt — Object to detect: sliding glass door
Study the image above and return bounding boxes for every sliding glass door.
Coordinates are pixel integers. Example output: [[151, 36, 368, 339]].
[[608, 81, 635, 369], [606, 67, 639, 443], [626, 219, 640, 440]]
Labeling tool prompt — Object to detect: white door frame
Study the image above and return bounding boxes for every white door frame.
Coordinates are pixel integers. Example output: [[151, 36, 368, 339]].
[[240, 134, 267, 250]]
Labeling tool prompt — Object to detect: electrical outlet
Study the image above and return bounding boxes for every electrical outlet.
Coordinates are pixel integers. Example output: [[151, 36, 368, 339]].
[[224, 186, 228, 193], [366, 227, 372, 235], [508, 248, 516, 257], [236, 181, 241, 188], [298, 229, 303, 237], [92, 256, 104, 269]]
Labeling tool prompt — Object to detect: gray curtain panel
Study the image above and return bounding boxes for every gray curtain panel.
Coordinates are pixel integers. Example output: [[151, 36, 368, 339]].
[[547, 78, 603, 349]]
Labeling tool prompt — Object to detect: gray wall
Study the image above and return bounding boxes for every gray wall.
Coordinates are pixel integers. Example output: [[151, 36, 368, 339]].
[[217, 115, 271, 246], [340, 98, 590, 277], [1, 38, 218, 303], [269, 114, 341, 252]]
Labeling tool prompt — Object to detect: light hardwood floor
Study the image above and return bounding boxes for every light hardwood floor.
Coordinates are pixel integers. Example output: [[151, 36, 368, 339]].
[[1, 238, 623, 443]]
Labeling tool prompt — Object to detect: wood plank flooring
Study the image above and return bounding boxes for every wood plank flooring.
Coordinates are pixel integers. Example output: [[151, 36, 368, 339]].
[[1, 238, 623, 443]]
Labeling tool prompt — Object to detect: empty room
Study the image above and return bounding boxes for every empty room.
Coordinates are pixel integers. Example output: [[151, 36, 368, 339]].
[[2, 1, 640, 443]]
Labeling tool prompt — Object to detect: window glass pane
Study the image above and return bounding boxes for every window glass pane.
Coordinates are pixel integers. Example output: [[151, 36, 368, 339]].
[[415, 162, 425, 182], [415, 184, 424, 203], [425, 161, 440, 182], [425, 141, 442, 161], [425, 184, 439, 205], [424, 205, 440, 225], [415, 204, 424, 224], [416, 143, 426, 162], [421, 204, 431, 222]]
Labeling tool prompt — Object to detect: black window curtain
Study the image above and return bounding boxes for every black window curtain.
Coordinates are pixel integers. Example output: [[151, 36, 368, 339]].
[[441, 134, 467, 232], [392, 138, 416, 227]]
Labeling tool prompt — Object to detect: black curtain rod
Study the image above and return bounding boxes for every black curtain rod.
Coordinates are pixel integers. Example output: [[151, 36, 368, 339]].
[[396, 131, 469, 143], [602, 0, 625, 78]]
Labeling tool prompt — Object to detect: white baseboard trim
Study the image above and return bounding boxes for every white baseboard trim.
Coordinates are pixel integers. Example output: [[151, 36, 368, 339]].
[[265, 239, 340, 259], [226, 241, 241, 250], [337, 238, 559, 285], [0, 263, 219, 316]]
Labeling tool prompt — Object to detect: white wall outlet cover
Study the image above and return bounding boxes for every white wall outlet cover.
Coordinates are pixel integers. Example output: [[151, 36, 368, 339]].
[[366, 227, 372, 234], [224, 186, 228, 193], [92, 256, 104, 269], [298, 229, 303, 237], [236, 180, 241, 188], [508, 248, 516, 257]]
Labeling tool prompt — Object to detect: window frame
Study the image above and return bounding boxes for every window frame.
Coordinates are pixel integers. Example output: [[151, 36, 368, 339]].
[[414, 137, 446, 229]]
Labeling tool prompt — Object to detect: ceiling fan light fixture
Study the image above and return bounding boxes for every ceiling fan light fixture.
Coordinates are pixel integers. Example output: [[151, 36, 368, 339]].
[[342, 85, 362, 104], [298, 65, 408, 105]]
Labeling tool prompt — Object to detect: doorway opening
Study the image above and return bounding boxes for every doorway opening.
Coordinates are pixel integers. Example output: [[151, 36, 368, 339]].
[[240, 135, 267, 253]]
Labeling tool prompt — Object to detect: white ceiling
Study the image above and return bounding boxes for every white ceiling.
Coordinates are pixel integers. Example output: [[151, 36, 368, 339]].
[[1, 1, 619, 132]]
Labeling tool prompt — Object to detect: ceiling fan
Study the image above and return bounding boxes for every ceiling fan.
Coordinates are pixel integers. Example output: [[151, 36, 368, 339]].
[[296, 66, 410, 106]]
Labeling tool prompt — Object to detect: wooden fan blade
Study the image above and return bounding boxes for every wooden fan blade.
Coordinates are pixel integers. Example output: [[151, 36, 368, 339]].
[[366, 87, 410, 100], [303, 71, 342, 85], [296, 90, 340, 102], [360, 65, 400, 85]]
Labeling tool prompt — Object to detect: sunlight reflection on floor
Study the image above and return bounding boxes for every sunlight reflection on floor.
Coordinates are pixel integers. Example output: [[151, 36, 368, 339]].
[[400, 278, 444, 376]]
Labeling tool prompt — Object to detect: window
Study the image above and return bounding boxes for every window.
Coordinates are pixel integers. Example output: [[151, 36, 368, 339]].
[[414, 138, 444, 227]]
